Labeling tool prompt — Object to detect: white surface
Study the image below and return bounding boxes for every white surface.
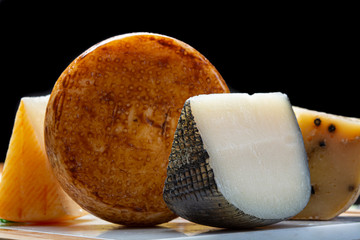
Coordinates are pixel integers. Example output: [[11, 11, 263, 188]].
[[189, 93, 310, 219], [22, 95, 50, 152], [1, 212, 360, 240]]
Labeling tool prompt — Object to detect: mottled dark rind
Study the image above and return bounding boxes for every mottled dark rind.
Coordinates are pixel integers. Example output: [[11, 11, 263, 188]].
[[163, 101, 281, 229]]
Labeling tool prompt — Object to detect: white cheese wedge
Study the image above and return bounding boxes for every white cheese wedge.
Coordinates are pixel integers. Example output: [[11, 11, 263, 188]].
[[164, 92, 311, 228]]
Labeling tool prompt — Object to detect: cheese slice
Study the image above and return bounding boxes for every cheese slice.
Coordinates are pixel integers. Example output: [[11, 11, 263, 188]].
[[0, 96, 86, 222], [292, 107, 360, 220]]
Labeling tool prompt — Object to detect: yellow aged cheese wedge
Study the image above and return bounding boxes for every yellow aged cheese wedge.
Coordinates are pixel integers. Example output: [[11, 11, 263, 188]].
[[0, 96, 86, 222], [292, 107, 360, 220]]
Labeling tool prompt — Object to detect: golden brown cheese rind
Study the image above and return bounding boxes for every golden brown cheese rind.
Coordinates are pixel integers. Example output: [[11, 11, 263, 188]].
[[45, 33, 229, 226]]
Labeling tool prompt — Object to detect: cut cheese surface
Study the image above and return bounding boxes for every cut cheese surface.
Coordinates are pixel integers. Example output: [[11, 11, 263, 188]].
[[191, 93, 310, 219], [0, 96, 86, 222], [164, 93, 311, 228], [292, 107, 360, 220], [0, 163, 3, 183]]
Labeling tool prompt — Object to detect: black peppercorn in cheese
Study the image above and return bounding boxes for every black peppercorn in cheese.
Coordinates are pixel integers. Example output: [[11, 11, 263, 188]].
[[292, 107, 360, 220]]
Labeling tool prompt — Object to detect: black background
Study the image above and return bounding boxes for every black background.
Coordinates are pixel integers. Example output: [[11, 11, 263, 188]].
[[0, 1, 357, 162]]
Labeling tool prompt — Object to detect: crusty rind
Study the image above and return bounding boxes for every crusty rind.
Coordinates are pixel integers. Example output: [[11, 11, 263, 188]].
[[163, 101, 280, 229], [45, 33, 229, 226]]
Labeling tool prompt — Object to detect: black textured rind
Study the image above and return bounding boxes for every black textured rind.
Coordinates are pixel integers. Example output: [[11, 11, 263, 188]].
[[163, 100, 281, 229]]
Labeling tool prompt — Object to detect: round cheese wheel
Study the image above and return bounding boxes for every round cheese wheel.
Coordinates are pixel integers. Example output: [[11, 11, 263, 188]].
[[45, 33, 229, 226]]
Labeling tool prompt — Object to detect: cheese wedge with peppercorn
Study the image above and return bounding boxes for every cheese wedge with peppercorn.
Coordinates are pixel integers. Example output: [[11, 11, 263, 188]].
[[292, 107, 360, 220]]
